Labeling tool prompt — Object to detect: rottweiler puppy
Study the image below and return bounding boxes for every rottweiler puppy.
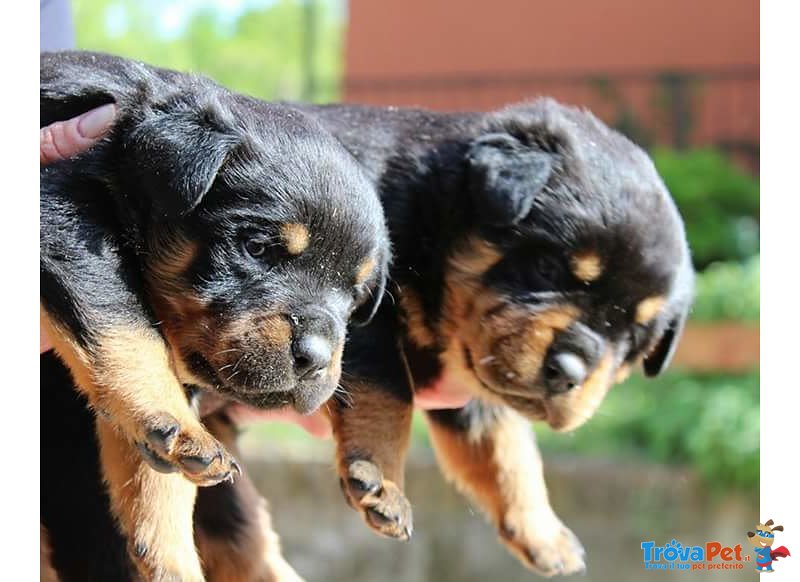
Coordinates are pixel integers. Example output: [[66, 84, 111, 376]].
[[42, 98, 693, 580], [194, 98, 693, 578], [40, 51, 388, 581]]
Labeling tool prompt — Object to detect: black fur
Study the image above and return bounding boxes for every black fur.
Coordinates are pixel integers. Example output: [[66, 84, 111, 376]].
[[40, 51, 389, 578], [303, 100, 694, 400], [41, 51, 389, 410]]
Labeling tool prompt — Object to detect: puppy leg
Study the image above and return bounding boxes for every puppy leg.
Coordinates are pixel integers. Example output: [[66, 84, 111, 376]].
[[195, 410, 303, 582], [42, 308, 237, 486], [329, 380, 414, 540], [97, 418, 205, 582], [425, 402, 585, 576]]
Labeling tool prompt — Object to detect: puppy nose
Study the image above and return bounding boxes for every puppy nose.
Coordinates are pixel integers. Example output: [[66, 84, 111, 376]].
[[292, 334, 333, 379], [544, 352, 588, 394]]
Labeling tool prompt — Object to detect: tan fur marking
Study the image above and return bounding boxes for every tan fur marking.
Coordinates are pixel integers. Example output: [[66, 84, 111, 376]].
[[196, 412, 304, 582], [328, 344, 343, 377], [399, 288, 436, 349], [329, 382, 413, 488], [355, 256, 376, 285], [40, 526, 61, 582], [448, 237, 504, 279], [97, 420, 204, 581], [570, 251, 604, 282], [549, 351, 615, 432], [262, 315, 292, 347], [148, 237, 198, 291], [513, 307, 580, 379], [439, 236, 504, 341], [42, 305, 214, 580], [426, 409, 577, 573], [614, 363, 632, 384], [280, 223, 310, 255], [635, 296, 666, 325], [41, 308, 196, 433]]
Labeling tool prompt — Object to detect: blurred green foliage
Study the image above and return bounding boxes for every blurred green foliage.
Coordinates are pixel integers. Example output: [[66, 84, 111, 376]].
[[72, 0, 344, 102], [652, 148, 760, 269], [691, 255, 759, 322]]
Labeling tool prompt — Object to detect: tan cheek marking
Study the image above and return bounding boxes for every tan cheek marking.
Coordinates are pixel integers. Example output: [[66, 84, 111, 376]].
[[149, 237, 198, 280], [280, 223, 310, 255], [440, 236, 504, 340], [636, 296, 666, 324], [551, 351, 615, 432], [399, 288, 436, 349], [570, 251, 604, 282], [328, 344, 343, 376], [514, 307, 580, 379], [355, 256, 376, 285], [261, 315, 292, 347], [614, 363, 632, 384], [449, 237, 504, 278]]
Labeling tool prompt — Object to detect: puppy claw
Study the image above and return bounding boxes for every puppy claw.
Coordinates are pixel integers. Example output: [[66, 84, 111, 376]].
[[500, 515, 586, 577], [403, 525, 413, 541], [342, 459, 413, 541], [134, 414, 236, 485]]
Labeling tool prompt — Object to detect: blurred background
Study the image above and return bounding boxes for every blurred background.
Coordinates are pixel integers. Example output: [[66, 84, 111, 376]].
[[63, 0, 759, 579]]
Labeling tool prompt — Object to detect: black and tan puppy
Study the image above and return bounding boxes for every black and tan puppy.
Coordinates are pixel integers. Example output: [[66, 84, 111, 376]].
[[42, 98, 693, 580], [194, 98, 693, 578], [40, 51, 388, 580]]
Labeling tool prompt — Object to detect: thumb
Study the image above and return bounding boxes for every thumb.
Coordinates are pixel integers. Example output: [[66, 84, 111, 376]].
[[40, 103, 117, 165]]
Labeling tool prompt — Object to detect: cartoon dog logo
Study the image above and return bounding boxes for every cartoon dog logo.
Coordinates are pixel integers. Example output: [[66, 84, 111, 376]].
[[747, 519, 791, 573]]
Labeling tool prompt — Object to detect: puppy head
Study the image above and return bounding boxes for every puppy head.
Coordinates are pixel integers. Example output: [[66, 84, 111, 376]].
[[432, 99, 693, 431], [40, 52, 388, 413], [130, 93, 389, 414]]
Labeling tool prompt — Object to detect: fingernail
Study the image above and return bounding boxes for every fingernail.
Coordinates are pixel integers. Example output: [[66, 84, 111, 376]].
[[77, 103, 117, 139]]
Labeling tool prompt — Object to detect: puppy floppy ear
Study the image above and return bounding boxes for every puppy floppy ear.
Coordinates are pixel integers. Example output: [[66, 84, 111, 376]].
[[124, 104, 239, 218], [644, 260, 694, 377], [467, 132, 552, 226], [643, 304, 689, 377]]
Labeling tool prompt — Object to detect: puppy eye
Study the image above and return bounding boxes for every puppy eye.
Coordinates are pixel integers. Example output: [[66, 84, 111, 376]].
[[243, 239, 267, 258]]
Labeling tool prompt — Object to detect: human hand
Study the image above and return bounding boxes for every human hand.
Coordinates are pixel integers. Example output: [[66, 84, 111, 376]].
[[40, 103, 116, 165], [40, 104, 117, 353], [229, 380, 473, 439]]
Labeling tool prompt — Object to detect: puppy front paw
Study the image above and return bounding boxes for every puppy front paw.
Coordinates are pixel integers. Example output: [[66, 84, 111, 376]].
[[340, 459, 413, 540], [134, 412, 240, 486], [499, 512, 585, 577]]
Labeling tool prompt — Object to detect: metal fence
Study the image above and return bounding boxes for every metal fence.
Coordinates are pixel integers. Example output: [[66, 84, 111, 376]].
[[344, 66, 759, 171]]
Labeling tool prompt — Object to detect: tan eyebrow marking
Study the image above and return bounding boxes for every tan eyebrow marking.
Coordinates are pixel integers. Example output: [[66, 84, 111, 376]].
[[570, 251, 604, 282], [355, 256, 376, 285], [280, 223, 310, 255], [635, 296, 666, 325]]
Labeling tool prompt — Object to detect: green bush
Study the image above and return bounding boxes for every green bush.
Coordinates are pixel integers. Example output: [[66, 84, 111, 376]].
[[690, 256, 759, 322], [652, 148, 759, 269]]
